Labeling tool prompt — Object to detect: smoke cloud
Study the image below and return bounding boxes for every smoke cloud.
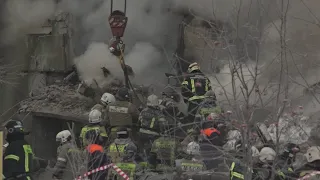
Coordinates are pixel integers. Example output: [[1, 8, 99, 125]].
[[0, 0, 56, 45], [1, 0, 320, 112]]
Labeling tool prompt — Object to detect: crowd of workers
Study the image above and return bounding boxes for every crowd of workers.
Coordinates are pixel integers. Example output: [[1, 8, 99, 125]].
[[3, 62, 320, 180]]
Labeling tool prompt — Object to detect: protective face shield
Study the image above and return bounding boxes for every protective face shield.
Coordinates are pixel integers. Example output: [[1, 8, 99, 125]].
[[56, 130, 71, 143], [186, 141, 200, 155], [88, 109, 102, 124], [100, 93, 116, 106], [116, 128, 129, 139], [147, 94, 159, 107], [187, 62, 200, 73], [259, 147, 276, 163], [305, 146, 320, 163]]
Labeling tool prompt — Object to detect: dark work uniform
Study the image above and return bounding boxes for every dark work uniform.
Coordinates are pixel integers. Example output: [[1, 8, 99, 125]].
[[181, 71, 211, 123], [4, 134, 34, 180], [86, 144, 110, 180]]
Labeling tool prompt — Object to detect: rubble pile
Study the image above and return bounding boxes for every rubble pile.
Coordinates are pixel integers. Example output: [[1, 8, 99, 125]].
[[268, 113, 312, 145], [19, 84, 96, 118]]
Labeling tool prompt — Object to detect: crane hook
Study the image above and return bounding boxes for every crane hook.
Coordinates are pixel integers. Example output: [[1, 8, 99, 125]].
[[109, 0, 128, 38]]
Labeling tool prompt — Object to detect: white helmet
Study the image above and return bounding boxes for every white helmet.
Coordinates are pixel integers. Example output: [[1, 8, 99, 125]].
[[56, 130, 71, 143], [187, 62, 200, 73], [252, 146, 260, 157], [100, 93, 116, 106], [227, 130, 242, 141], [305, 146, 320, 163], [147, 94, 159, 107], [89, 109, 102, 124], [186, 141, 200, 155], [259, 147, 276, 163]]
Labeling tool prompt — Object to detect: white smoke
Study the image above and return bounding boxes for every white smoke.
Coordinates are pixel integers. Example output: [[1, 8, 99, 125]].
[[74, 42, 123, 86], [1, 0, 56, 44], [1, 0, 320, 110], [72, 0, 183, 88]]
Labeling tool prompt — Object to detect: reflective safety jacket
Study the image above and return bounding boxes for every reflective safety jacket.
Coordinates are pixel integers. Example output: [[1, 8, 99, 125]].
[[79, 124, 108, 147], [139, 107, 166, 135], [150, 137, 182, 167], [106, 100, 139, 127], [107, 138, 137, 163], [230, 162, 245, 180], [276, 167, 294, 180], [175, 158, 206, 173], [197, 102, 222, 117], [3, 138, 34, 180], [52, 142, 82, 179], [109, 163, 138, 180], [181, 72, 211, 102], [201, 128, 220, 138]]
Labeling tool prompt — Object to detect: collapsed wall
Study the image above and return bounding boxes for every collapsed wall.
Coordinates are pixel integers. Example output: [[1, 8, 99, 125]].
[[19, 84, 95, 119]]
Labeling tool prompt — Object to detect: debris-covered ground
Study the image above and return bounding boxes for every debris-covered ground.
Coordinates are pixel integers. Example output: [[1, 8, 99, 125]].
[[19, 84, 96, 119]]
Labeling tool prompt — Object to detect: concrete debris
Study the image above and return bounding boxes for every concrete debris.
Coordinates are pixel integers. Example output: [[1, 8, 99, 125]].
[[19, 84, 95, 118], [268, 112, 313, 145]]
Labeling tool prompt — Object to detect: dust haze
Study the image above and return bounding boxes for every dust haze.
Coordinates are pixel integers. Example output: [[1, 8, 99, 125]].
[[1, 0, 320, 113]]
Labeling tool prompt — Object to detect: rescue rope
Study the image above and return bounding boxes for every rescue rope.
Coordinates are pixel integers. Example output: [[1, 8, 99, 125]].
[[298, 171, 320, 180], [75, 163, 130, 180]]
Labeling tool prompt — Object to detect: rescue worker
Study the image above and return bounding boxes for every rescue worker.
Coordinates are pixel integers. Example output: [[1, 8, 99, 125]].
[[107, 127, 138, 163], [200, 117, 224, 146], [199, 117, 225, 170], [79, 109, 108, 148], [108, 128, 141, 180], [175, 141, 206, 176], [138, 94, 166, 156], [197, 90, 221, 120], [91, 92, 116, 112], [229, 146, 260, 180], [106, 87, 140, 142], [52, 130, 80, 180], [149, 121, 182, 172], [181, 62, 212, 123], [160, 86, 185, 138], [294, 146, 320, 179], [275, 143, 300, 179], [85, 129, 110, 180], [160, 86, 184, 121], [91, 92, 116, 124], [3, 120, 34, 180]]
